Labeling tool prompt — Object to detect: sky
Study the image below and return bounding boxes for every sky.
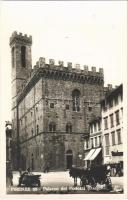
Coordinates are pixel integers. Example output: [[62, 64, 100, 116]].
[[0, 1, 127, 121]]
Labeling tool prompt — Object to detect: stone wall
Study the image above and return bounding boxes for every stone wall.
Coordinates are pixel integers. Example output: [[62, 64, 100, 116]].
[[20, 132, 85, 171], [42, 77, 104, 134], [18, 74, 104, 170]]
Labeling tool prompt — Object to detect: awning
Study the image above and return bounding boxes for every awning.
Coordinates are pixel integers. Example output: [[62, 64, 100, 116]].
[[90, 148, 101, 161], [84, 149, 95, 161]]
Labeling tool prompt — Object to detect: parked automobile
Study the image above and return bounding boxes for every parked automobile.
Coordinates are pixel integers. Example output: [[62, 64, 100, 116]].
[[18, 171, 41, 187]]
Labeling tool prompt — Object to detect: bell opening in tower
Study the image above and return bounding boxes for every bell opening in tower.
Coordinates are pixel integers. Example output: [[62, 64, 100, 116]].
[[21, 46, 26, 68]]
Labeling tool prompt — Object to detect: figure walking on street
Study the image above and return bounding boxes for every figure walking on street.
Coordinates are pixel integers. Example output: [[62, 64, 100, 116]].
[[115, 163, 122, 177]]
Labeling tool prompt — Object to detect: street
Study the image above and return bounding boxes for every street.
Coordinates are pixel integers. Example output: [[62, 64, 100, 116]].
[[7, 170, 123, 194]]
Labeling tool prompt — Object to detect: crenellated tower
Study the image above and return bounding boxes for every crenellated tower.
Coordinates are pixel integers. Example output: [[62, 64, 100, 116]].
[[9, 31, 32, 169], [10, 31, 32, 102]]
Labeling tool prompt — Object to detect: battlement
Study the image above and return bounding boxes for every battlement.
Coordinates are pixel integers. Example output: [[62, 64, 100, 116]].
[[104, 84, 114, 96], [17, 57, 104, 102], [35, 57, 104, 76], [18, 58, 104, 98], [10, 31, 32, 46]]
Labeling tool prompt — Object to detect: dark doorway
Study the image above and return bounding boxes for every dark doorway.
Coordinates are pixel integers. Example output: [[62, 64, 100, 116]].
[[66, 155, 73, 169], [66, 150, 73, 169]]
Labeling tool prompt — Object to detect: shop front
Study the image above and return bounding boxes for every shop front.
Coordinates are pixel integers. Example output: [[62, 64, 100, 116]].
[[84, 147, 103, 167]]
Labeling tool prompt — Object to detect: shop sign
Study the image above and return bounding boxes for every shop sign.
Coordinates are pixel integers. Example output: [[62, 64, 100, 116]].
[[111, 151, 123, 156]]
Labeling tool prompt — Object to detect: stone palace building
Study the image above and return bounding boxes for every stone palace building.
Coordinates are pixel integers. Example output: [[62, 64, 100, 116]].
[[10, 31, 107, 171]]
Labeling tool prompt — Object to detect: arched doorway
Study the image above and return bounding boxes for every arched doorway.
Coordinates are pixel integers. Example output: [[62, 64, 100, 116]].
[[66, 150, 73, 169]]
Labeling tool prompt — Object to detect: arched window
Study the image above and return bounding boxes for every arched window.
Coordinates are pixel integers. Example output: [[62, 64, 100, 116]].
[[21, 46, 26, 68], [12, 47, 15, 67], [49, 122, 56, 132], [72, 89, 81, 111], [66, 123, 72, 133]]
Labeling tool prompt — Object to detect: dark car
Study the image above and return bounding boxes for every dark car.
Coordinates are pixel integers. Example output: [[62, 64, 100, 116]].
[[18, 172, 41, 187]]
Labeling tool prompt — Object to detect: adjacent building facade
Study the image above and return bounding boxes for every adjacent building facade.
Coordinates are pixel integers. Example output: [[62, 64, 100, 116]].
[[101, 84, 123, 165], [84, 84, 123, 169], [84, 117, 103, 167], [10, 31, 105, 171]]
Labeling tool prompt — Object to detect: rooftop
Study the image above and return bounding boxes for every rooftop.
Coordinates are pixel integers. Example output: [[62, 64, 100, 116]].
[[89, 116, 101, 124], [101, 84, 123, 104]]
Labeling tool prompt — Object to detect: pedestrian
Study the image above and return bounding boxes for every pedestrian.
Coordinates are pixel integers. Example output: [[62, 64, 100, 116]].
[[44, 164, 49, 173], [115, 162, 122, 176], [27, 167, 31, 174], [107, 164, 111, 176], [46, 164, 49, 173], [26, 167, 33, 175]]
